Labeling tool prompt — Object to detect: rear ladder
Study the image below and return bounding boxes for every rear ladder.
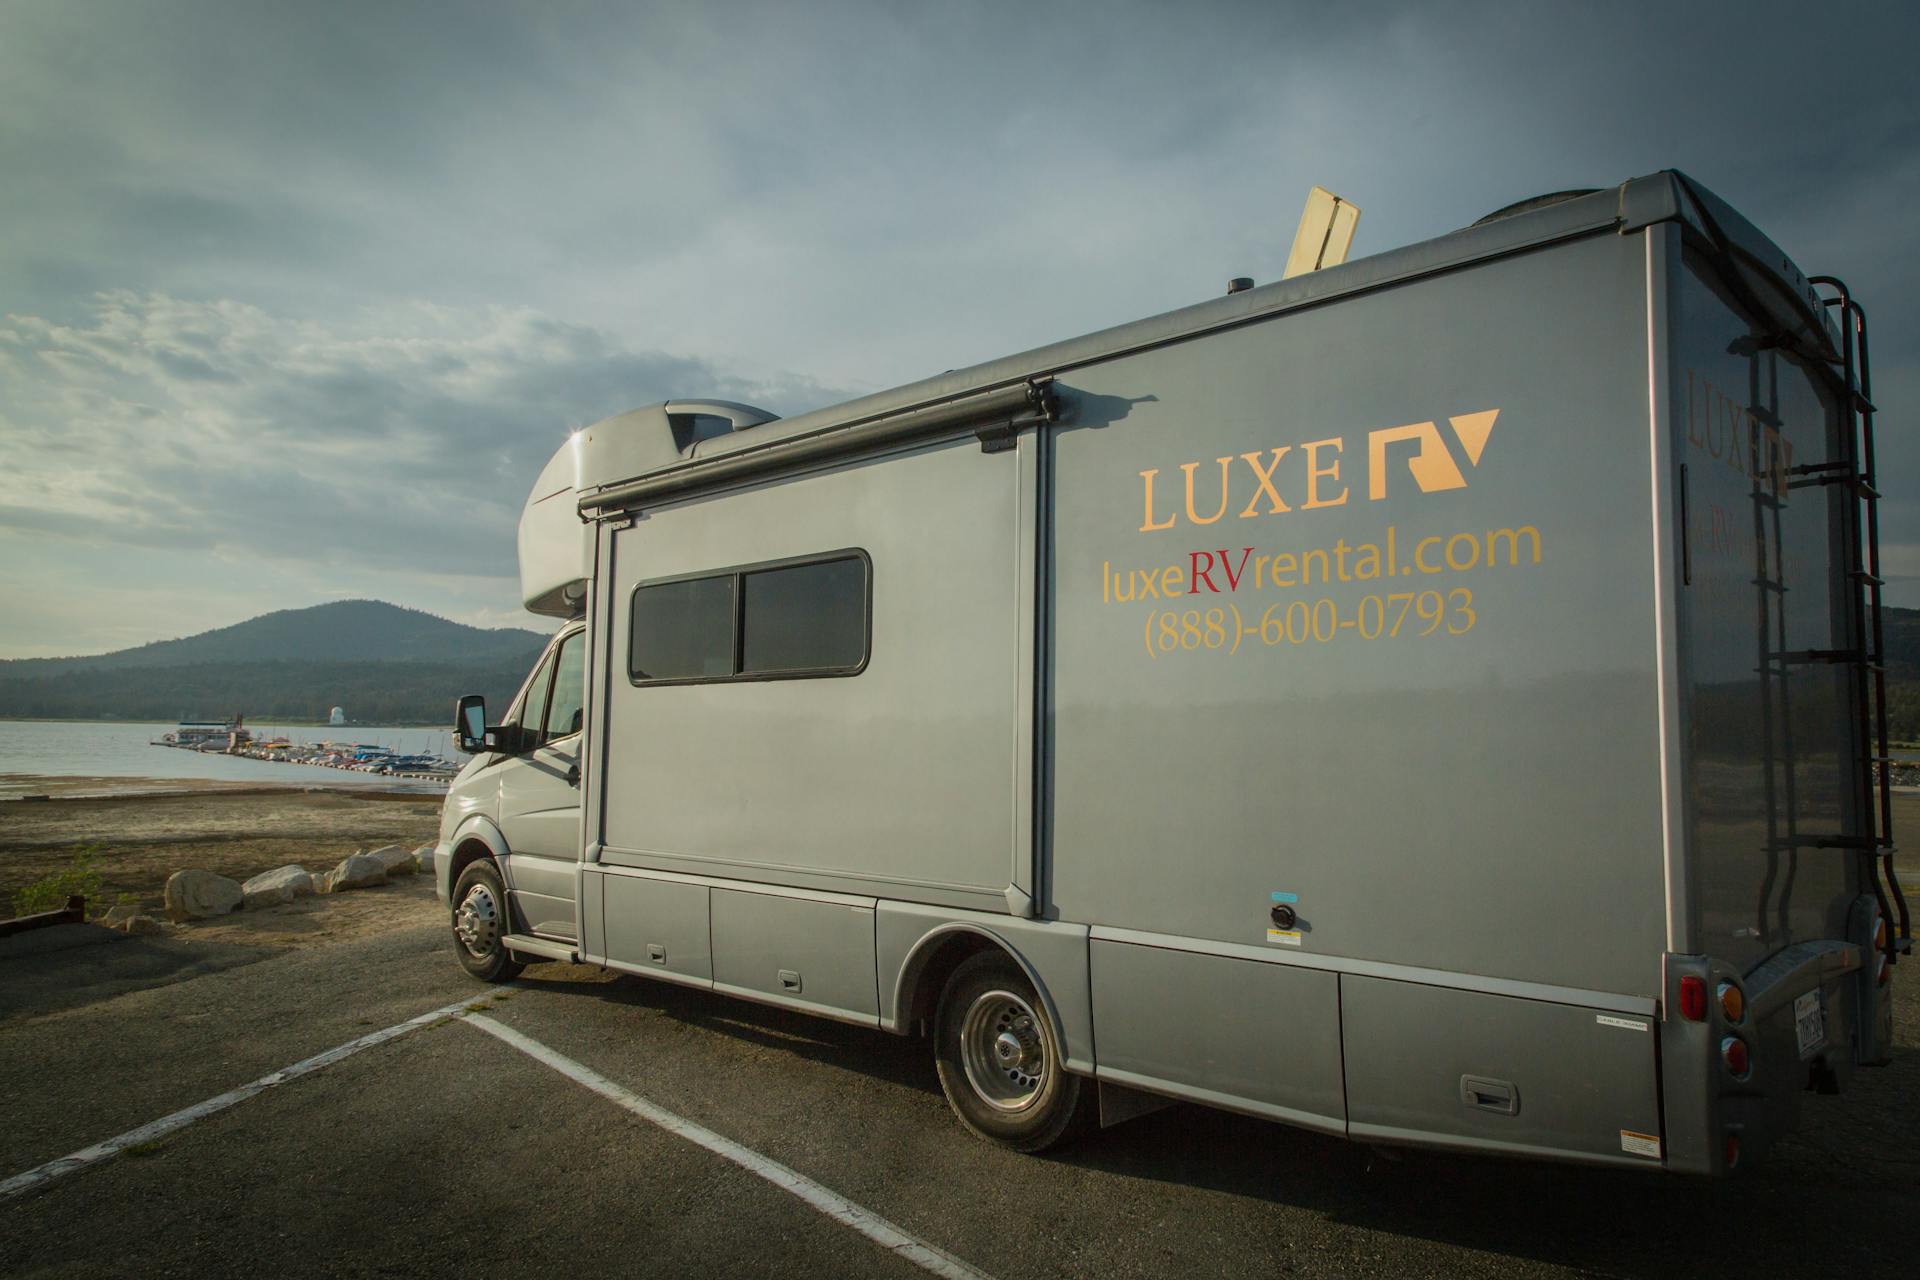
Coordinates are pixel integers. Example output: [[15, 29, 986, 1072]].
[[1794, 277, 1909, 969]]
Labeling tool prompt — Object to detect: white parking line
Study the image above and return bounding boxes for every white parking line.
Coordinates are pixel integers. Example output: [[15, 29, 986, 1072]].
[[0, 996, 479, 1204], [458, 1012, 994, 1280]]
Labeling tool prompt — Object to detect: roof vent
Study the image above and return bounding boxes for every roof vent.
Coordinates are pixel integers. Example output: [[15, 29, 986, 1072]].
[[1473, 189, 1602, 227]]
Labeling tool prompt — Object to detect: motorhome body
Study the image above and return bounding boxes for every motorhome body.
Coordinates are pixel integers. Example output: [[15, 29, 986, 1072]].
[[436, 171, 1906, 1173]]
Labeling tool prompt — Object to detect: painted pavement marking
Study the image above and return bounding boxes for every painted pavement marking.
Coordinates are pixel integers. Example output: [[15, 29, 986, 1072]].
[[459, 1012, 994, 1280], [0, 996, 481, 1203]]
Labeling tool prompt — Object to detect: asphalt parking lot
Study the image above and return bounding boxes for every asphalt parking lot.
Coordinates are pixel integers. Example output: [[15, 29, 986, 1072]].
[[3, 893, 1916, 1280]]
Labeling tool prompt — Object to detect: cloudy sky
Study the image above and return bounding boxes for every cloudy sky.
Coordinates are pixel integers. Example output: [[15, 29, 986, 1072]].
[[3, 0, 1916, 657]]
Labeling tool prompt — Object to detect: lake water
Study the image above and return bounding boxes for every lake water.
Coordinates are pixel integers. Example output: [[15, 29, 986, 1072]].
[[0, 720, 456, 796]]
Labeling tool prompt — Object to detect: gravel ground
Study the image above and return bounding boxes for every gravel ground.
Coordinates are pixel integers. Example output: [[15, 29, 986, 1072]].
[[0, 787, 442, 915]]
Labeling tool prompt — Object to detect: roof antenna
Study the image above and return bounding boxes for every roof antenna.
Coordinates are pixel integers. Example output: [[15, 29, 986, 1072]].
[[1283, 186, 1360, 279]]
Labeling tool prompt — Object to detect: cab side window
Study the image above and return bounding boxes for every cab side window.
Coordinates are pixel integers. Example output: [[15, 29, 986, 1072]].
[[542, 631, 586, 742], [516, 648, 554, 745]]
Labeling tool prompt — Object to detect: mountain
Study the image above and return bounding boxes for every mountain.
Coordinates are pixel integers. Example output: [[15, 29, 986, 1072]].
[[0, 600, 547, 674], [1888, 605, 1920, 744], [0, 601, 551, 725], [1886, 604, 1919, 682]]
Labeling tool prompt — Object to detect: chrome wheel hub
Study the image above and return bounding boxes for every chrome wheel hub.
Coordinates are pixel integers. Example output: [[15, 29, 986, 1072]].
[[960, 989, 1048, 1112], [455, 883, 500, 958]]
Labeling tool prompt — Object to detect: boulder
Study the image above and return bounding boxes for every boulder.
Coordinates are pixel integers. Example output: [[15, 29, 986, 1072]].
[[321, 853, 388, 894], [120, 914, 166, 936], [242, 865, 314, 909], [162, 870, 244, 922], [411, 844, 436, 873], [365, 844, 417, 877]]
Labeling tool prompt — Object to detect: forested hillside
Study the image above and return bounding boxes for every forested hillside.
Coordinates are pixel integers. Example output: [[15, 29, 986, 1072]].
[[0, 601, 549, 724], [0, 600, 545, 673]]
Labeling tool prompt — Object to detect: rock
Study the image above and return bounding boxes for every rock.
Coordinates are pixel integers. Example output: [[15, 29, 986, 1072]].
[[242, 865, 314, 909], [411, 844, 435, 873], [162, 870, 244, 922], [365, 844, 417, 877], [322, 852, 389, 894], [120, 914, 166, 936]]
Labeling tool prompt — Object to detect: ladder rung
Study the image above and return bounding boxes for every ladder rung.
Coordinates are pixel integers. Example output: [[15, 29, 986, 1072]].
[[1767, 835, 1880, 852], [1851, 570, 1885, 586], [1771, 649, 1864, 665]]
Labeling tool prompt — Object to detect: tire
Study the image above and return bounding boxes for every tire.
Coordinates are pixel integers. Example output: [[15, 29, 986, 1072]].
[[450, 860, 524, 983], [933, 950, 1091, 1152]]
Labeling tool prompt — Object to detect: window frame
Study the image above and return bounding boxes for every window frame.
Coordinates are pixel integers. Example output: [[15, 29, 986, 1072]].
[[626, 548, 872, 688]]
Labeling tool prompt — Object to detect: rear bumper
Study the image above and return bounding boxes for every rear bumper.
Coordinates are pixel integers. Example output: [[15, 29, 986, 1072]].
[[1659, 929, 1880, 1174]]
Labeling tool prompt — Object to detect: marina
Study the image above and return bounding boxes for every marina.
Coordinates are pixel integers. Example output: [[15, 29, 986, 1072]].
[[149, 717, 460, 782], [0, 719, 458, 798]]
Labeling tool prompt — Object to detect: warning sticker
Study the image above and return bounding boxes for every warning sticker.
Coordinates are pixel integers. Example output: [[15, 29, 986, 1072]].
[[1596, 1015, 1649, 1031], [1265, 928, 1302, 947], [1620, 1130, 1662, 1159]]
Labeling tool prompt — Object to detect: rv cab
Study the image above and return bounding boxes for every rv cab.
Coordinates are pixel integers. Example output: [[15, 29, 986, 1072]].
[[439, 400, 778, 977]]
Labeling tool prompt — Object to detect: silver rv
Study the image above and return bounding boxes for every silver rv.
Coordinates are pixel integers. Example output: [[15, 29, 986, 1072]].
[[435, 171, 1907, 1172]]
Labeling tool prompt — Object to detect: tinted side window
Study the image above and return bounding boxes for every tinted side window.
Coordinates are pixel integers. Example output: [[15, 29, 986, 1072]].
[[627, 551, 870, 685], [542, 631, 586, 741], [630, 575, 735, 681], [741, 557, 866, 674]]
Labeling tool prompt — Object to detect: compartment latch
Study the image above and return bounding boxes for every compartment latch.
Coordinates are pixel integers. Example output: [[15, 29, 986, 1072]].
[[1460, 1075, 1519, 1116]]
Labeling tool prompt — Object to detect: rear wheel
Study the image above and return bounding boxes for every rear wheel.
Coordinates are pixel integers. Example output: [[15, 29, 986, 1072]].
[[933, 951, 1091, 1152], [451, 860, 523, 983]]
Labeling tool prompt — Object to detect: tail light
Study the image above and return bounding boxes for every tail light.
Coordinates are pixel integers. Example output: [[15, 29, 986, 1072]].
[[1722, 1035, 1751, 1079], [1725, 1133, 1741, 1169], [1875, 919, 1890, 986], [1717, 981, 1745, 1024], [1680, 975, 1707, 1021]]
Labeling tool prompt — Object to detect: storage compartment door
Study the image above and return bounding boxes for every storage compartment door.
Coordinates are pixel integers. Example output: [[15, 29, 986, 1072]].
[[711, 888, 878, 1023], [600, 871, 712, 984], [1090, 940, 1345, 1132], [1343, 975, 1663, 1165]]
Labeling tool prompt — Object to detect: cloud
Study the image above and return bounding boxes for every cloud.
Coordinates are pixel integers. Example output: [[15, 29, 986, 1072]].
[[0, 292, 854, 582], [2, 0, 1918, 658]]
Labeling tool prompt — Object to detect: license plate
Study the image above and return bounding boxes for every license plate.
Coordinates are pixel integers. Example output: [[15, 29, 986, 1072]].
[[1794, 989, 1827, 1060]]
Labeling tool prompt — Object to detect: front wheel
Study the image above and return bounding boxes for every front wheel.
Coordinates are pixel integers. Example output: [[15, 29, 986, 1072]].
[[933, 951, 1091, 1152], [451, 860, 523, 983]]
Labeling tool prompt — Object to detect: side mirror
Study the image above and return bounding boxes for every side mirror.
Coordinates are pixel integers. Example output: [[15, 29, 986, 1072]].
[[455, 695, 489, 754]]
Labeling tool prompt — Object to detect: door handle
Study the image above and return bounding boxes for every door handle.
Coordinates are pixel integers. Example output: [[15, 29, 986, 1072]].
[[566, 762, 580, 788]]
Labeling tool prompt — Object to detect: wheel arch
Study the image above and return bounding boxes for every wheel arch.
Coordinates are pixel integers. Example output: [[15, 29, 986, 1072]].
[[891, 924, 1070, 1054], [447, 815, 509, 900]]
